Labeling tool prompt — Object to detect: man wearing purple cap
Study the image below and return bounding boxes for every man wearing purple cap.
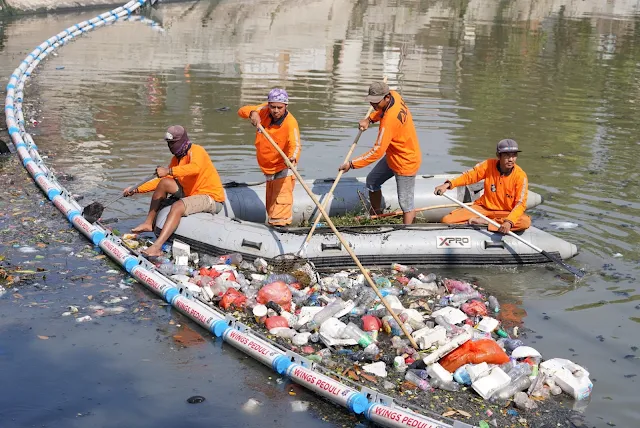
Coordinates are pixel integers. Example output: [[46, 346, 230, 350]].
[[238, 88, 301, 226], [124, 125, 225, 256], [434, 139, 530, 234]]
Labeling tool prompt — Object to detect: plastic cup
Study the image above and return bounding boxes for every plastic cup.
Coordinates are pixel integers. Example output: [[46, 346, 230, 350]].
[[253, 304, 268, 323]]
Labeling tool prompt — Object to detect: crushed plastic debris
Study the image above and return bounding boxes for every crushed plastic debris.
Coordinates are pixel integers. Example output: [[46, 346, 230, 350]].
[[113, 241, 592, 424]]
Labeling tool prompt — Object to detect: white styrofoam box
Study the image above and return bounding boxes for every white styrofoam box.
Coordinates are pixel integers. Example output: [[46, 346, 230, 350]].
[[382, 295, 404, 312], [466, 362, 491, 382], [476, 316, 500, 332], [472, 367, 511, 400], [319, 318, 357, 346], [540, 358, 592, 400], [427, 362, 453, 383], [412, 325, 447, 349], [431, 306, 467, 325]]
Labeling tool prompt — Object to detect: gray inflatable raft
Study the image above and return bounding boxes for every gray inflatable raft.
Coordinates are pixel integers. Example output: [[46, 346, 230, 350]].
[[221, 175, 543, 225], [155, 176, 576, 268]]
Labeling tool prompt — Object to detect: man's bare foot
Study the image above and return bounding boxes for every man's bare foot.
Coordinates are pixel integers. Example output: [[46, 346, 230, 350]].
[[131, 223, 153, 233], [142, 245, 163, 258], [468, 217, 488, 225]]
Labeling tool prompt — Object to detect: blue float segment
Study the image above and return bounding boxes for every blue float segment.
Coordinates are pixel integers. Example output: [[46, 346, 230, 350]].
[[9, 126, 20, 135], [164, 287, 179, 304], [67, 210, 81, 222], [22, 157, 33, 167], [34, 172, 45, 180], [6, 83, 15, 90], [123, 257, 138, 273], [16, 143, 27, 150], [5, 104, 14, 110], [211, 320, 230, 337], [91, 230, 106, 245], [347, 393, 369, 414], [272, 355, 292, 374], [47, 188, 61, 200]]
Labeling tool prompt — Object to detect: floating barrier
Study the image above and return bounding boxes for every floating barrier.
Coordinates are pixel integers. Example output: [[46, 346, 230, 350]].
[[3, 2, 468, 427]]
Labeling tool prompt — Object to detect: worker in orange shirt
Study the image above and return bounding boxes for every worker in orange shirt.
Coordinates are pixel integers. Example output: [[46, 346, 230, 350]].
[[238, 88, 301, 226], [434, 139, 530, 234], [124, 125, 225, 257], [339, 82, 422, 224]]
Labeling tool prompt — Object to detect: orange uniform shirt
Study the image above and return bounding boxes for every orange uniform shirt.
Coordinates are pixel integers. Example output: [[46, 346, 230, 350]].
[[449, 158, 528, 225], [137, 144, 225, 202], [351, 91, 421, 176], [238, 103, 301, 175]]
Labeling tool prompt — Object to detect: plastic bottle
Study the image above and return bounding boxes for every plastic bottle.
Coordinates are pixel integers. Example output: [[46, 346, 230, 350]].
[[417, 273, 437, 283], [449, 291, 482, 305], [382, 316, 403, 336], [488, 295, 500, 313], [453, 366, 472, 385], [340, 322, 375, 348], [374, 276, 392, 288], [305, 298, 347, 331], [158, 263, 189, 276], [391, 262, 414, 273], [218, 253, 243, 266], [507, 363, 533, 380], [430, 377, 461, 392], [434, 315, 460, 335], [404, 370, 431, 391], [349, 306, 367, 316], [266, 273, 297, 284], [407, 369, 429, 380], [490, 374, 532, 401], [355, 288, 377, 308], [380, 287, 402, 297], [252, 257, 268, 273]]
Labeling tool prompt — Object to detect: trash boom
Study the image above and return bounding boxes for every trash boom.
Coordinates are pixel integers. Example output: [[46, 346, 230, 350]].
[[3, 3, 463, 427]]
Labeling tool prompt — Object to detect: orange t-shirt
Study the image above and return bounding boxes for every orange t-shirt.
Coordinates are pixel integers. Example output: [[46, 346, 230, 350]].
[[238, 103, 301, 175], [137, 144, 225, 202], [449, 158, 528, 224], [351, 91, 421, 176]]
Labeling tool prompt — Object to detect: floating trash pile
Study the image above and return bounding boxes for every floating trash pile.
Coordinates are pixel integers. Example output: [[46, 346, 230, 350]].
[[121, 235, 591, 426]]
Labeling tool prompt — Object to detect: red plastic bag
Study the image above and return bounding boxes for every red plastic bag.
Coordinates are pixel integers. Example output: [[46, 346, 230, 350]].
[[199, 267, 222, 279], [361, 315, 382, 331], [265, 316, 289, 330], [257, 281, 292, 312], [219, 288, 247, 310], [439, 339, 509, 372], [461, 300, 488, 317]]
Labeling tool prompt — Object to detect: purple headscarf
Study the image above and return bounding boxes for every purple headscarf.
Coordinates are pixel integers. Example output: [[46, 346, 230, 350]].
[[267, 88, 289, 104], [165, 125, 191, 158]]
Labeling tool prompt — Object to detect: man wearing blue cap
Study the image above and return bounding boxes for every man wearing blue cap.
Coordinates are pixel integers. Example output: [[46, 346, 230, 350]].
[[238, 88, 301, 226]]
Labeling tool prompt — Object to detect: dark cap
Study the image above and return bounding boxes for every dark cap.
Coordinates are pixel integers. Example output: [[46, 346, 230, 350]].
[[165, 125, 186, 142], [496, 139, 521, 153], [365, 82, 390, 103]]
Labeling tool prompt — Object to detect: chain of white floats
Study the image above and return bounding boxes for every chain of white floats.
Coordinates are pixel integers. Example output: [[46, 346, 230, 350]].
[[3, 2, 460, 427]]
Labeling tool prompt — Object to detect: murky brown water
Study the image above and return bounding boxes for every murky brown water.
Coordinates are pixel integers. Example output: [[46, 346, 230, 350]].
[[2, 1, 639, 427]]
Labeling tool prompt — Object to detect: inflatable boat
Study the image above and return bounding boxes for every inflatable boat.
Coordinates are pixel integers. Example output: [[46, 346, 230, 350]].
[[220, 175, 543, 226], [155, 176, 578, 268]]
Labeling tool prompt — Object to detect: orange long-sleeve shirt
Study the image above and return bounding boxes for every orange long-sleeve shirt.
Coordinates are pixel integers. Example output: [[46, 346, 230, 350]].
[[351, 91, 421, 176], [448, 158, 528, 225], [137, 144, 225, 202], [238, 103, 301, 175]]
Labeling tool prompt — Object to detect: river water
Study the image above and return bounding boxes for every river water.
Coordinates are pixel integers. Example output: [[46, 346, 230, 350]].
[[1, 0, 639, 427]]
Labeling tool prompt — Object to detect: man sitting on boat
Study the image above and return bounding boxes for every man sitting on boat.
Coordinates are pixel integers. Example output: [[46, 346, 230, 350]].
[[434, 139, 530, 234], [124, 125, 225, 257], [238, 88, 301, 226], [338, 81, 422, 225]]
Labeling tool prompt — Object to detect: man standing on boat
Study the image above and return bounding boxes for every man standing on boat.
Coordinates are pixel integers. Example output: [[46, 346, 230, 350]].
[[338, 82, 422, 225], [434, 139, 530, 234], [125, 125, 226, 257], [238, 88, 301, 226]]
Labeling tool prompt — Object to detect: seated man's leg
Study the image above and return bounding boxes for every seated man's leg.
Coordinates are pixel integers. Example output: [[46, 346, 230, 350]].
[[365, 156, 394, 215], [142, 195, 218, 257], [132, 178, 180, 233], [396, 174, 416, 225], [441, 205, 492, 224], [267, 175, 295, 226], [487, 212, 531, 232]]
